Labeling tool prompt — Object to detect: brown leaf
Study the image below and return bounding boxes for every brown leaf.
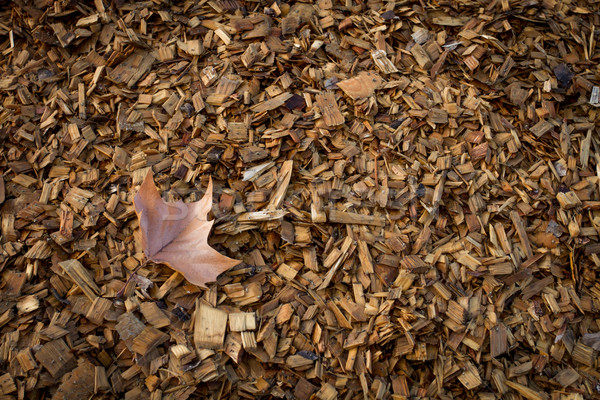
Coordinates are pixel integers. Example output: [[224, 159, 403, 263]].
[[532, 232, 559, 249], [134, 172, 241, 287]]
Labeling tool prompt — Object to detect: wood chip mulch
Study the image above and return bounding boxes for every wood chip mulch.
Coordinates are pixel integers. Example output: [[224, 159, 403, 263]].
[[1, 0, 600, 399]]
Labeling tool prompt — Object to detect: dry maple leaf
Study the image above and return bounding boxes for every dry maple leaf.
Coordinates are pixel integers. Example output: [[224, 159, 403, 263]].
[[133, 172, 241, 287]]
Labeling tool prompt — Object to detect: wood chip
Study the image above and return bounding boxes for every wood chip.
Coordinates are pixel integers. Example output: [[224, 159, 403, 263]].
[[2, 0, 600, 398], [194, 302, 228, 350]]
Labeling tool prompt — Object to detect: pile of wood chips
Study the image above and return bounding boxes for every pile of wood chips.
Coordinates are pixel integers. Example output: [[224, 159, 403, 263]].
[[1, 0, 600, 398]]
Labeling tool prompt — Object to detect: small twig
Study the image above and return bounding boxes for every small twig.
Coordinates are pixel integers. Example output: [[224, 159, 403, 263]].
[[116, 260, 148, 298]]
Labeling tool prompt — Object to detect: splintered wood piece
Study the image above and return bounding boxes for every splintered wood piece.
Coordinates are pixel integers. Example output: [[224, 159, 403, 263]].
[[371, 50, 398, 74], [319, 236, 354, 290], [554, 367, 580, 387], [177, 39, 204, 56], [505, 380, 548, 400], [95, 366, 111, 393], [227, 122, 247, 141], [35, 339, 77, 378], [315, 92, 344, 127], [458, 362, 482, 390], [529, 120, 553, 137], [315, 383, 337, 400], [240, 331, 257, 349], [509, 211, 533, 258], [85, 297, 112, 325], [200, 66, 217, 86], [286, 354, 314, 368], [490, 325, 508, 357], [0, 373, 16, 395], [571, 342, 594, 366], [224, 332, 243, 363], [108, 51, 155, 88], [310, 184, 327, 223], [356, 240, 374, 274], [0, 175, 4, 204], [115, 313, 146, 352], [267, 160, 293, 210], [300, 220, 319, 245], [409, 43, 432, 68], [51, 23, 75, 47], [556, 191, 581, 209], [132, 327, 170, 355], [17, 295, 39, 314], [400, 255, 428, 273], [194, 302, 228, 350], [277, 262, 299, 281], [58, 260, 101, 301], [156, 272, 185, 299], [229, 312, 256, 331], [328, 210, 384, 226], [239, 146, 269, 163], [294, 378, 318, 400], [140, 302, 171, 328], [40, 325, 69, 340], [251, 92, 293, 113], [447, 300, 468, 324], [16, 349, 37, 371], [241, 43, 262, 68], [237, 210, 287, 222], [429, 108, 448, 124], [64, 187, 94, 212]]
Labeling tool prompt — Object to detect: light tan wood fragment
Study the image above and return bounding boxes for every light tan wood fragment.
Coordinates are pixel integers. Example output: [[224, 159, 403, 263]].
[[194, 302, 228, 350], [59, 260, 100, 301], [315, 92, 344, 127]]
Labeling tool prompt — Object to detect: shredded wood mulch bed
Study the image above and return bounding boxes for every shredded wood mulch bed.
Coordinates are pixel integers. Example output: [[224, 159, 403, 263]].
[[1, 0, 600, 399]]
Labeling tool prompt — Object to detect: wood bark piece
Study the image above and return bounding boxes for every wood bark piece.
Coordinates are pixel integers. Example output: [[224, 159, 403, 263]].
[[51, 360, 95, 400], [282, 4, 315, 35]]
